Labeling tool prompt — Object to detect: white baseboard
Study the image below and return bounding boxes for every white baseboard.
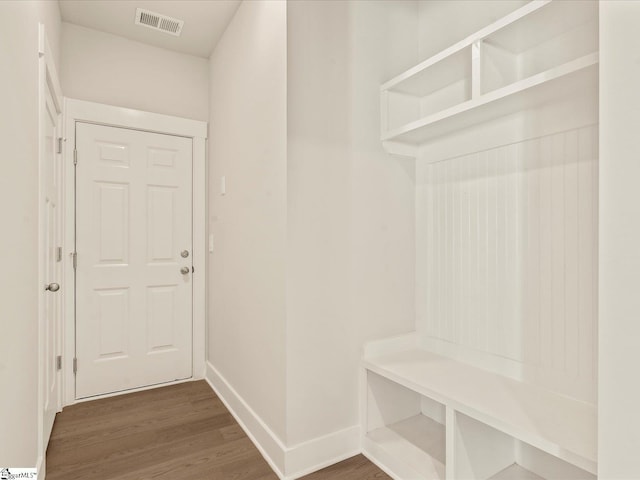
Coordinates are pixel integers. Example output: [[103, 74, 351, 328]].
[[205, 361, 288, 478], [205, 361, 361, 479], [286, 425, 360, 478]]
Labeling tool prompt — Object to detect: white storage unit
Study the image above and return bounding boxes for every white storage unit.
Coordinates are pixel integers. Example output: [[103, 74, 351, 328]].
[[362, 335, 596, 479], [363, 1, 600, 478], [380, 0, 598, 156]]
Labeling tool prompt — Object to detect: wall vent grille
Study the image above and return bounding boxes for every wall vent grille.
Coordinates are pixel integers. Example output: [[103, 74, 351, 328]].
[[135, 8, 184, 37]]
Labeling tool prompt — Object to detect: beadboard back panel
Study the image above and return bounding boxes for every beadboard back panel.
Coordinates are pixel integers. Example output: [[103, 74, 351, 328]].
[[416, 125, 598, 404]]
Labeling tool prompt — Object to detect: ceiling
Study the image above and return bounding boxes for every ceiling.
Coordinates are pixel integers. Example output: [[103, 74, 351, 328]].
[[59, 0, 242, 58]]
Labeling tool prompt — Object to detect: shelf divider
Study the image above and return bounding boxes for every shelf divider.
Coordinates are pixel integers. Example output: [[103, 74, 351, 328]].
[[472, 40, 482, 99]]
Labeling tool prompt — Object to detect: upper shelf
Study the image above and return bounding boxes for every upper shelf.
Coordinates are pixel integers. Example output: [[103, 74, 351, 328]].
[[381, 0, 551, 93], [380, 0, 599, 156], [384, 53, 597, 145]]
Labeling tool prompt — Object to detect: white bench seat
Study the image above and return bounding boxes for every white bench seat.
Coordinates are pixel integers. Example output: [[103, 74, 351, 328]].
[[363, 348, 597, 475]]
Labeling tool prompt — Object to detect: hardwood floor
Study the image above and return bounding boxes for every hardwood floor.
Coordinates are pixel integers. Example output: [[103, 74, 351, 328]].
[[46, 380, 390, 480], [300, 455, 390, 480]]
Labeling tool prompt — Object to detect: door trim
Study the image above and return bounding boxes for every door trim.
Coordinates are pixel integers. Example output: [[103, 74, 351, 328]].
[[62, 98, 207, 407]]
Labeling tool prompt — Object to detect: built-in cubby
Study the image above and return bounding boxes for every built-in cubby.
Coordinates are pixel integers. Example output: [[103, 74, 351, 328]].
[[361, 334, 597, 479], [454, 412, 596, 480], [384, 46, 472, 133], [365, 371, 446, 479], [380, 0, 599, 155], [366, 1, 600, 478], [481, 0, 598, 94]]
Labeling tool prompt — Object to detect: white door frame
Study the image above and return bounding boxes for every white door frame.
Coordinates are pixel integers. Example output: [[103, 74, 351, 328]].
[[37, 23, 63, 474], [62, 98, 207, 407]]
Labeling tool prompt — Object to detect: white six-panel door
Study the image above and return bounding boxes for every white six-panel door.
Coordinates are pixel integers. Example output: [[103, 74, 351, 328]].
[[75, 122, 193, 399]]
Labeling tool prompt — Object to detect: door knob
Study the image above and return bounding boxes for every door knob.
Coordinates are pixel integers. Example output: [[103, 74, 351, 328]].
[[46, 282, 60, 292], [181, 250, 189, 258], [180, 267, 190, 275]]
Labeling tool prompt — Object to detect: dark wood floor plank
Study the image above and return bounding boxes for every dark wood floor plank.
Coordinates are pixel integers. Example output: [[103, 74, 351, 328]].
[[299, 454, 391, 480], [46, 380, 389, 480]]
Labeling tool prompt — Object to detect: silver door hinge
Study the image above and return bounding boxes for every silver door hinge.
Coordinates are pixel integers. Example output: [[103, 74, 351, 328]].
[[56, 355, 62, 370], [72, 251, 77, 269], [57, 137, 63, 154], [73, 148, 78, 165], [56, 246, 62, 262], [73, 358, 78, 374]]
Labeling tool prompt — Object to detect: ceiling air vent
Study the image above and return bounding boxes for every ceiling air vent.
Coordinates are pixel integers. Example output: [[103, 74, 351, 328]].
[[135, 8, 184, 36]]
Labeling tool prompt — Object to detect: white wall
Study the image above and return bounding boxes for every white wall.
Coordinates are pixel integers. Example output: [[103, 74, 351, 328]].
[[0, 0, 61, 468], [207, 0, 288, 446], [61, 23, 209, 121], [417, 125, 598, 403], [286, 0, 417, 459], [348, 0, 418, 355], [207, 1, 417, 474], [599, 1, 640, 477], [286, 0, 352, 448]]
